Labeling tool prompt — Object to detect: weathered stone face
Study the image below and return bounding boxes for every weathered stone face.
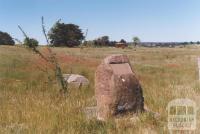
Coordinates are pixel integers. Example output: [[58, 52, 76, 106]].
[[95, 54, 144, 120]]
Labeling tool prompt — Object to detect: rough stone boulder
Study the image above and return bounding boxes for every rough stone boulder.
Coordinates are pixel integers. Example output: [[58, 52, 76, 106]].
[[63, 74, 89, 87], [95, 54, 144, 120]]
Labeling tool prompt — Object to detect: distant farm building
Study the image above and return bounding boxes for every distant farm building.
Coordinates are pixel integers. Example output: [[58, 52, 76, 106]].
[[115, 42, 128, 49]]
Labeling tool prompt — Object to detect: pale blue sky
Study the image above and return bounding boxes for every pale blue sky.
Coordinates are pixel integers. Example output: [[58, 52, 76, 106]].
[[0, 0, 200, 44]]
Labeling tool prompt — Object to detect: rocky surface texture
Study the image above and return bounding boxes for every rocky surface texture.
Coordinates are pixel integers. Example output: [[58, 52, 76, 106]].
[[95, 54, 144, 120], [63, 74, 89, 87]]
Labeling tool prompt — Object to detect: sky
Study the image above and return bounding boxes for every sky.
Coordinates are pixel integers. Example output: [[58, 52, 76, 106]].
[[0, 0, 200, 44]]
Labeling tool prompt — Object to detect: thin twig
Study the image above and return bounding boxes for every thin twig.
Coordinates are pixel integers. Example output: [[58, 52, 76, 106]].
[[41, 17, 68, 93]]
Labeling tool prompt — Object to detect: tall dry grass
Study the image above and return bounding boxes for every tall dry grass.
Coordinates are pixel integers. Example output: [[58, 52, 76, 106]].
[[0, 45, 199, 133]]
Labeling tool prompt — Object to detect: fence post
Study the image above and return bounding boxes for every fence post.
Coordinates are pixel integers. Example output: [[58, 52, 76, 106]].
[[198, 58, 200, 81]]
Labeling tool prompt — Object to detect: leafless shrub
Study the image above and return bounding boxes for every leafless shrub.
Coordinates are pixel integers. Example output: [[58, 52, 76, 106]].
[[17, 17, 68, 93]]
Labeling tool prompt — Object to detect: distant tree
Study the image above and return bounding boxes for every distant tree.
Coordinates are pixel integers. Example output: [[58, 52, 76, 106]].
[[109, 41, 117, 47], [48, 22, 84, 47], [84, 40, 94, 47], [120, 39, 126, 43], [197, 41, 200, 45], [181, 42, 188, 47], [94, 36, 110, 46], [133, 36, 140, 47], [23, 38, 39, 47], [190, 41, 194, 44], [0, 31, 15, 45], [101, 36, 109, 42]]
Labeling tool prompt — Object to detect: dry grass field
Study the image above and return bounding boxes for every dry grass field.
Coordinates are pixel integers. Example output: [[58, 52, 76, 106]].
[[0, 45, 199, 133]]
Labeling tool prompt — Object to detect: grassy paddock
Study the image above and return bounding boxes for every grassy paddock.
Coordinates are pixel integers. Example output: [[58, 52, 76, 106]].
[[0, 45, 200, 133]]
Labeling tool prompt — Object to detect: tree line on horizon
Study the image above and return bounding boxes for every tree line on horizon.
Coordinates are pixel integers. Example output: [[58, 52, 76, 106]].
[[0, 21, 84, 47], [0, 21, 199, 47], [0, 20, 141, 48]]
